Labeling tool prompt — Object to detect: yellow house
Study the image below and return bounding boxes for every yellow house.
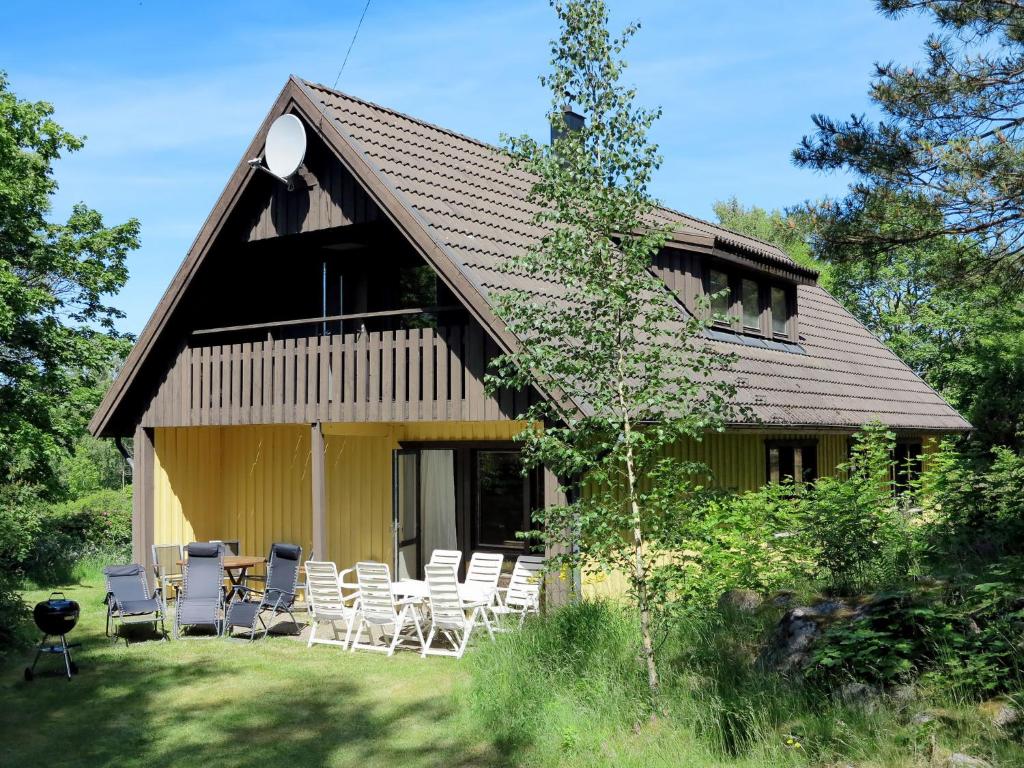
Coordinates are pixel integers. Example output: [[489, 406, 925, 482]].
[[89, 77, 970, 601]]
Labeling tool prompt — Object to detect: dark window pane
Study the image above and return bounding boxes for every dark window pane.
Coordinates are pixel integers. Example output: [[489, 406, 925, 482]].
[[476, 451, 526, 547], [767, 443, 817, 484], [800, 445, 818, 482], [893, 442, 923, 492], [772, 287, 789, 336], [709, 270, 730, 320], [742, 279, 760, 329]]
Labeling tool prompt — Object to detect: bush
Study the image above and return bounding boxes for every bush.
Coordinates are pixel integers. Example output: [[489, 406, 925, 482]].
[[651, 482, 817, 612], [808, 557, 1024, 698], [803, 423, 915, 594], [919, 442, 1024, 562]]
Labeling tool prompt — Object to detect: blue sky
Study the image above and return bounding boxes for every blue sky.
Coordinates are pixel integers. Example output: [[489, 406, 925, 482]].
[[5, 0, 935, 335]]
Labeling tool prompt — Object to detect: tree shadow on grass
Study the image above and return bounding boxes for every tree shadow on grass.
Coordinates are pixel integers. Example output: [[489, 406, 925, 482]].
[[1, 589, 511, 768]]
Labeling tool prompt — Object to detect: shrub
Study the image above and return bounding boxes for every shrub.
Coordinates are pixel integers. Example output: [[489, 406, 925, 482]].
[[918, 442, 1024, 562], [803, 423, 915, 594], [651, 482, 817, 613], [808, 557, 1024, 698]]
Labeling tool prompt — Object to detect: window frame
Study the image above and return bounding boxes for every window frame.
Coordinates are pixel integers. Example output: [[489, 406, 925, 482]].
[[765, 438, 819, 485], [701, 261, 797, 342]]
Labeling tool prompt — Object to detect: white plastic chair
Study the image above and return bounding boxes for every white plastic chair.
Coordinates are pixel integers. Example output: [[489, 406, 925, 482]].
[[349, 562, 424, 656], [463, 552, 504, 608], [490, 555, 544, 630], [305, 560, 359, 649], [428, 549, 463, 574], [421, 564, 494, 659]]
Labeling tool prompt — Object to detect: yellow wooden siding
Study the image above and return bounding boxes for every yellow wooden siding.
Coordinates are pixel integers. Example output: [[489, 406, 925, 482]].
[[583, 431, 851, 599], [154, 425, 312, 559], [153, 423, 855, 595], [153, 421, 527, 568]]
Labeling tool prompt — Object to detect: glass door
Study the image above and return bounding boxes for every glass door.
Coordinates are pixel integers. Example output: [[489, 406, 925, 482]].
[[392, 449, 420, 580]]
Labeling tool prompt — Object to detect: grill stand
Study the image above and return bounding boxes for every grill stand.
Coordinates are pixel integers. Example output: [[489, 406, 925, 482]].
[[24, 634, 80, 681]]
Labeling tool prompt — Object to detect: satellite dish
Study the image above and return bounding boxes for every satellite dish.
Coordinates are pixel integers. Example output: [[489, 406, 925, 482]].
[[264, 114, 306, 179]]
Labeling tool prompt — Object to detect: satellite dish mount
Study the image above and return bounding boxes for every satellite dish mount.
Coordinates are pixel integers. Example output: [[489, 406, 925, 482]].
[[248, 113, 307, 190]]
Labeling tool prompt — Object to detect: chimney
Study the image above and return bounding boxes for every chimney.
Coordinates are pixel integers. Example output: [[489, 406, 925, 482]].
[[551, 106, 584, 144]]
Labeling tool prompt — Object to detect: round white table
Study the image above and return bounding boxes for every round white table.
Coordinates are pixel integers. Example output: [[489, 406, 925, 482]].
[[391, 578, 493, 606]]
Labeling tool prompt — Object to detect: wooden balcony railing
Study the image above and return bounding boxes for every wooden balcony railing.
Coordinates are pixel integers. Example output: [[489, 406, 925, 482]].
[[140, 325, 530, 427]]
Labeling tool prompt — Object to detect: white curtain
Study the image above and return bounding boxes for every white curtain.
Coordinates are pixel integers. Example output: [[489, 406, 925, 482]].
[[420, 450, 457, 560]]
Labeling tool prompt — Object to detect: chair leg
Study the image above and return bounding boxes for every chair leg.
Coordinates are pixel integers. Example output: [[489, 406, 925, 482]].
[[387, 614, 406, 657], [479, 608, 495, 641], [342, 612, 357, 650], [421, 625, 437, 658], [349, 615, 366, 652], [308, 617, 318, 648]]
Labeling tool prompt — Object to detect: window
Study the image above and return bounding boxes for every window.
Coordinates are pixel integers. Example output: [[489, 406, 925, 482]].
[[771, 286, 789, 337], [475, 451, 529, 548], [702, 261, 798, 341], [893, 440, 924, 493], [766, 441, 818, 484], [709, 269, 730, 321], [742, 279, 760, 330]]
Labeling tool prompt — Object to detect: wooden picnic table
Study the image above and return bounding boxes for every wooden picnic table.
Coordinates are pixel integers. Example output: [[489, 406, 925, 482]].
[[178, 555, 266, 589]]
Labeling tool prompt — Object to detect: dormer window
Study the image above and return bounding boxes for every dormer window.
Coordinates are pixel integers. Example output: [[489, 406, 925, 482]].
[[771, 286, 789, 338], [650, 247, 802, 348], [741, 278, 760, 331], [709, 269, 730, 319]]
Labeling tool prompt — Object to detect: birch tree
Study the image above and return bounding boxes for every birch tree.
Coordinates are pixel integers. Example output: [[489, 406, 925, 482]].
[[490, 0, 737, 700]]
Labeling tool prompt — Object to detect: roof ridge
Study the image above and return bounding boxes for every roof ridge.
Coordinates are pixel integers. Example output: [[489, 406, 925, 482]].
[[301, 78, 509, 157], [655, 200, 796, 257], [302, 78, 804, 272]]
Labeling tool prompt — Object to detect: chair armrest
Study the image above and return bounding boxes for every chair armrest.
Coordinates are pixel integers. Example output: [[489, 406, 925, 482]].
[[151, 586, 163, 601]]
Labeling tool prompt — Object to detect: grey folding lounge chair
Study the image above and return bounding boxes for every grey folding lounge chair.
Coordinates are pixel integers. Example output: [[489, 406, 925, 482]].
[[225, 542, 302, 641], [174, 542, 226, 639], [104, 564, 168, 646]]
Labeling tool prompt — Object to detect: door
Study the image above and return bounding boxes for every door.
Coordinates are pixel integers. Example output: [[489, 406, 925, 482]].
[[392, 449, 420, 580]]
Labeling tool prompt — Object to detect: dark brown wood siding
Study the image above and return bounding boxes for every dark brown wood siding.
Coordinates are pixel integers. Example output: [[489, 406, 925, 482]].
[[136, 324, 529, 427], [651, 249, 704, 309], [244, 132, 381, 241]]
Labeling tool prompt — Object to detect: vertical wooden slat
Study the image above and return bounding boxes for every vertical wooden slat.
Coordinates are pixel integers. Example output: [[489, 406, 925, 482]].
[[240, 341, 252, 424], [468, 325, 485, 421], [448, 326, 463, 420], [407, 328, 420, 420], [368, 331, 380, 422], [311, 421, 327, 560], [381, 330, 394, 421], [231, 343, 242, 423], [290, 337, 303, 421], [330, 333, 343, 421], [394, 330, 407, 420], [344, 331, 356, 421], [419, 328, 432, 422], [319, 335, 330, 422], [304, 336, 316, 422], [435, 328, 447, 421], [482, 332, 498, 421], [262, 339, 273, 424], [355, 330, 368, 421], [274, 338, 285, 423]]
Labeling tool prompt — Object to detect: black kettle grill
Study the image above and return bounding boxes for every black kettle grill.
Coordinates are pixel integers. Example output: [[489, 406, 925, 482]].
[[24, 592, 81, 681]]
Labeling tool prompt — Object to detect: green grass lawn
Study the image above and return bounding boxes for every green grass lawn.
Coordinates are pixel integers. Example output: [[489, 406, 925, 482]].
[[0, 568, 500, 768]]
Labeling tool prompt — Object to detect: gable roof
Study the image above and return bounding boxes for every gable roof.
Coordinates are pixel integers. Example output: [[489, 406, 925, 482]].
[[90, 76, 970, 437]]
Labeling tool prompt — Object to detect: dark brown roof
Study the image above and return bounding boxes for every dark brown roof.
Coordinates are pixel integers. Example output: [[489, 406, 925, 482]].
[[89, 77, 969, 436], [300, 79, 968, 432]]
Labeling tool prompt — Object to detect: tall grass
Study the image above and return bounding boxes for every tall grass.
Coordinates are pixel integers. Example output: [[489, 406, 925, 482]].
[[459, 601, 1020, 768]]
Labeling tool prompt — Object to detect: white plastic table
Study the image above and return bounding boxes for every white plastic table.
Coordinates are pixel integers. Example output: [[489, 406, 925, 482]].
[[391, 578, 492, 606]]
